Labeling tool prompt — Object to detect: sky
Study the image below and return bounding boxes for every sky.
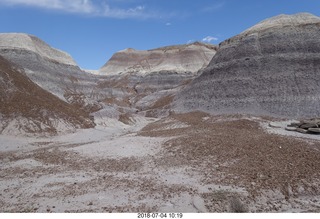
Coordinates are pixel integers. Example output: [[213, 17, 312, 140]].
[[0, 0, 319, 70]]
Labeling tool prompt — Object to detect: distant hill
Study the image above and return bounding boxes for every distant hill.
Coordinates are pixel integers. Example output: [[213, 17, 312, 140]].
[[99, 42, 217, 75]]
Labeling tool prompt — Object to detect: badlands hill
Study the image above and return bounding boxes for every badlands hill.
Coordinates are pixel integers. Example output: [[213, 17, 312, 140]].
[[2, 14, 320, 213], [99, 42, 217, 75], [0, 33, 104, 113], [0, 33, 77, 66], [175, 13, 320, 118], [0, 55, 94, 135], [0, 33, 81, 98], [0, 33, 216, 126], [96, 42, 217, 117]]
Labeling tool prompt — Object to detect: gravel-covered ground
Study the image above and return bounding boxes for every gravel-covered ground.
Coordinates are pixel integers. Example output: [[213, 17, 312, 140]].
[[1, 113, 320, 213]]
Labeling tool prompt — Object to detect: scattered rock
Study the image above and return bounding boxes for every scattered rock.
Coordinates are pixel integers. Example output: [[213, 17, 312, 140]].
[[308, 128, 320, 133], [286, 118, 320, 134], [296, 128, 309, 134], [192, 195, 208, 213], [287, 122, 301, 127], [269, 122, 282, 128], [229, 197, 247, 213], [285, 127, 297, 131], [300, 123, 318, 129]]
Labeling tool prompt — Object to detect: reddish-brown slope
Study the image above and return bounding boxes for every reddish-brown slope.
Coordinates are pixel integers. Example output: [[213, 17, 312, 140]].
[[0, 56, 94, 135]]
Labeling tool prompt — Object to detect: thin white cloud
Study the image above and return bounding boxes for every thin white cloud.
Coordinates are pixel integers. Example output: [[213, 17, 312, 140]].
[[201, 2, 225, 12], [0, 0, 159, 19], [187, 40, 195, 44], [100, 4, 151, 19], [165, 22, 171, 26], [202, 36, 218, 43]]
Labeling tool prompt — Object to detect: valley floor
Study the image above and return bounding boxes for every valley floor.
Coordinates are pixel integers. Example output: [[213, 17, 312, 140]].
[[1, 112, 320, 213]]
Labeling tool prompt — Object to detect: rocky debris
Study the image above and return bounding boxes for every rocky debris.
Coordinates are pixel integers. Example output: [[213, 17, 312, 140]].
[[64, 92, 103, 113], [286, 119, 320, 134], [99, 42, 217, 75], [175, 13, 320, 118], [0, 55, 95, 136], [139, 113, 320, 212]]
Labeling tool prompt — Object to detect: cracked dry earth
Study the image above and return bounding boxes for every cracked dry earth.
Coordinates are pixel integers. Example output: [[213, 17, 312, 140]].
[[1, 113, 320, 213]]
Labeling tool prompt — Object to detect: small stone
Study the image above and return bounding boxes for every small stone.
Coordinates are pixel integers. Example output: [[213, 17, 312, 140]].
[[88, 202, 93, 206], [287, 122, 301, 127], [299, 123, 318, 129], [269, 122, 282, 128], [285, 127, 296, 131], [308, 128, 320, 133], [295, 128, 308, 134]]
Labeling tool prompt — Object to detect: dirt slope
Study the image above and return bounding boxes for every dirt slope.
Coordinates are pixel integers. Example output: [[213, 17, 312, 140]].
[[0, 55, 94, 136]]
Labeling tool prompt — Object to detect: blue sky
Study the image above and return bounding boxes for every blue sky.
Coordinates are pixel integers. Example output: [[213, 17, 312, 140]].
[[0, 0, 319, 70]]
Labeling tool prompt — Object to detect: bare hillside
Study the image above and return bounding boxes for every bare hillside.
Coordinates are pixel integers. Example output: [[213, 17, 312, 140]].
[[99, 42, 217, 75], [0, 56, 94, 135], [175, 13, 320, 118]]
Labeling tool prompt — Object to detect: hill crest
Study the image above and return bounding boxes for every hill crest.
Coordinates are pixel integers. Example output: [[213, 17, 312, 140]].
[[0, 33, 77, 66], [99, 42, 217, 75]]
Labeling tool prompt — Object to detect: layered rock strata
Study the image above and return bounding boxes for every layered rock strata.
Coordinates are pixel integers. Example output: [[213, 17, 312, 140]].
[[99, 42, 217, 75], [175, 13, 320, 118], [98, 42, 217, 116], [0, 33, 208, 122], [0, 55, 95, 136], [0, 33, 104, 113]]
